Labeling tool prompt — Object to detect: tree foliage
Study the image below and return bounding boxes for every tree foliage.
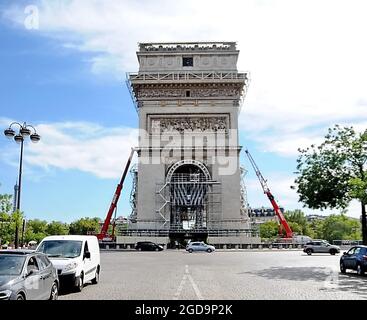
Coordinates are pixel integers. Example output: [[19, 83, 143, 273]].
[[69, 217, 101, 235], [259, 221, 279, 239], [259, 208, 362, 242], [46, 221, 69, 235], [1, 192, 100, 245], [294, 125, 367, 243], [0, 194, 25, 246], [320, 214, 361, 242]]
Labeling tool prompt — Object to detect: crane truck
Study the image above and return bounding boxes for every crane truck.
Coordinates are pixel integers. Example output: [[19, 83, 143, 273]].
[[96, 148, 136, 242], [245, 149, 293, 239]]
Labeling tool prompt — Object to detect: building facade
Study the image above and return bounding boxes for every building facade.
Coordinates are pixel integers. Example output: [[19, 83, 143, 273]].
[[119, 42, 260, 247]]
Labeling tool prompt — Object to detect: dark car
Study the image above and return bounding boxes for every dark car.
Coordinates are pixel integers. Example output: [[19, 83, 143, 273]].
[[340, 245, 367, 276], [0, 250, 59, 300], [135, 241, 163, 251]]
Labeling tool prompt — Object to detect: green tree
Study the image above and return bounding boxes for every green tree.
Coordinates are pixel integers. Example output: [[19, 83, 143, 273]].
[[284, 210, 310, 235], [27, 219, 47, 234], [0, 194, 13, 246], [25, 219, 48, 244], [1, 190, 26, 247], [259, 221, 279, 239], [0, 194, 12, 214], [69, 217, 101, 235], [319, 214, 361, 242], [46, 221, 69, 235], [294, 125, 367, 244], [307, 219, 323, 239], [288, 221, 303, 235]]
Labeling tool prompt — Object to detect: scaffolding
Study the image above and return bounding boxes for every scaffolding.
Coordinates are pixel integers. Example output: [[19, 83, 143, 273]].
[[240, 166, 250, 218], [155, 174, 222, 232], [129, 164, 138, 223]]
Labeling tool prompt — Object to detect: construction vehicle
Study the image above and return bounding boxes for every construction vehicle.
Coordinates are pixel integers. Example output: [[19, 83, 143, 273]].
[[245, 149, 293, 239], [96, 148, 136, 242]]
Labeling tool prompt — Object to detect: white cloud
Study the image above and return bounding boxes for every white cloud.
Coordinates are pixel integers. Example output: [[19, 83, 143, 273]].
[[3, 0, 366, 155], [245, 174, 299, 210], [0, 118, 138, 179]]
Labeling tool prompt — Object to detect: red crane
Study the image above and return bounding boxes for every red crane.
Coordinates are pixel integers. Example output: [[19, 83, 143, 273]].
[[97, 148, 136, 242], [245, 149, 293, 239]]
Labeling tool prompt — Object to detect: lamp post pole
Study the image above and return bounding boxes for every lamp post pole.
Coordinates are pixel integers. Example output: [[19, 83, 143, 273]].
[[4, 122, 41, 249], [14, 138, 24, 249]]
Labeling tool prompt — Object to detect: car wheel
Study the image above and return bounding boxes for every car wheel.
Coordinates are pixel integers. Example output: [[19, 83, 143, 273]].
[[207, 249, 212, 253], [188, 249, 193, 253], [16, 294, 25, 300], [155, 247, 159, 251], [91, 268, 100, 284], [75, 274, 84, 292], [340, 262, 346, 274], [330, 249, 336, 255], [357, 264, 365, 276], [306, 249, 313, 255], [49, 282, 58, 300]]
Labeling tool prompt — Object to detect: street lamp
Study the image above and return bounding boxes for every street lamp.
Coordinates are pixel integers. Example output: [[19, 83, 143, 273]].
[[4, 122, 41, 248]]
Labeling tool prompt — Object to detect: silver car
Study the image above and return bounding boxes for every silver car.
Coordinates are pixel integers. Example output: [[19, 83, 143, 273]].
[[303, 240, 340, 255], [186, 242, 215, 253], [0, 250, 59, 300]]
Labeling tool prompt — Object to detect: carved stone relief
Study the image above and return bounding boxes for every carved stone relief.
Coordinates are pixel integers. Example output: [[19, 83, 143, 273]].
[[150, 116, 227, 134], [137, 87, 240, 98]]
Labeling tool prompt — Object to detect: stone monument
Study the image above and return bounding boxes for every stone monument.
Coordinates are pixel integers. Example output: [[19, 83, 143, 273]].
[[119, 42, 260, 247]]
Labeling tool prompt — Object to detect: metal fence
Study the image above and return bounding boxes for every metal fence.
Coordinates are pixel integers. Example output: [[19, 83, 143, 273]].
[[332, 240, 363, 246]]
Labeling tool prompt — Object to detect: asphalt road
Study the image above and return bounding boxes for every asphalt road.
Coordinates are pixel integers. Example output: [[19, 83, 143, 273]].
[[59, 250, 367, 300]]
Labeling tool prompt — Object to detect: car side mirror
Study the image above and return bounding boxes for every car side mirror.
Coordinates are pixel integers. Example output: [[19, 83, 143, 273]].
[[84, 251, 91, 259], [343, 252, 347, 256]]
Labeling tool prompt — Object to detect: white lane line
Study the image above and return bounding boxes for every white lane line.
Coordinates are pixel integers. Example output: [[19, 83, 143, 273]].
[[173, 275, 187, 300], [187, 273, 204, 300], [173, 265, 204, 300]]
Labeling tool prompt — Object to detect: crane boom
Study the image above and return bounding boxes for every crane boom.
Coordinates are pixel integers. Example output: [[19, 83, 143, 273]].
[[245, 150, 293, 238], [97, 148, 136, 241]]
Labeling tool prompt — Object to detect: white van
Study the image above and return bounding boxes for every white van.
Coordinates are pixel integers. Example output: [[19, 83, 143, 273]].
[[36, 235, 100, 292]]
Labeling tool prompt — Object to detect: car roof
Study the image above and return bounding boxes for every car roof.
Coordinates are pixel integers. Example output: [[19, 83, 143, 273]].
[[0, 250, 36, 255], [41, 235, 97, 241]]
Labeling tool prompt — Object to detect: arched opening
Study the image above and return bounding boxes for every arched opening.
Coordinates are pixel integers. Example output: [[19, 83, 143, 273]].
[[167, 160, 210, 232]]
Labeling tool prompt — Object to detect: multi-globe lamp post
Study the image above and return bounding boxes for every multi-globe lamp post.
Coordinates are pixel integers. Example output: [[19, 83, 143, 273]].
[[4, 122, 41, 249]]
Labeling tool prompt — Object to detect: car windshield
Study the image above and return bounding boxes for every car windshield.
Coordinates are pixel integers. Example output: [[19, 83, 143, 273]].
[[37, 240, 83, 258], [0, 255, 26, 275]]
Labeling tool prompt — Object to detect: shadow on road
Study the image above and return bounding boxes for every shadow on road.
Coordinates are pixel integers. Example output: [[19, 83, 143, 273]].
[[58, 283, 92, 296], [332, 273, 367, 298], [243, 266, 330, 281], [243, 266, 367, 298]]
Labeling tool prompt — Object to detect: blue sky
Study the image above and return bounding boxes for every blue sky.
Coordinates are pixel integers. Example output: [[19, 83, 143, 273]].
[[0, 0, 366, 222]]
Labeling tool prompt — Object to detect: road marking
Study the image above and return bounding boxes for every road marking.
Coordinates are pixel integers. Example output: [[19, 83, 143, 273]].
[[173, 265, 204, 300]]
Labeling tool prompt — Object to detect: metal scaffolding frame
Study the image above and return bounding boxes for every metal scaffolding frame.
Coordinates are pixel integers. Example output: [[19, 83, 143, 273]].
[[129, 164, 138, 222], [125, 71, 250, 112], [155, 176, 222, 232], [240, 165, 250, 218]]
